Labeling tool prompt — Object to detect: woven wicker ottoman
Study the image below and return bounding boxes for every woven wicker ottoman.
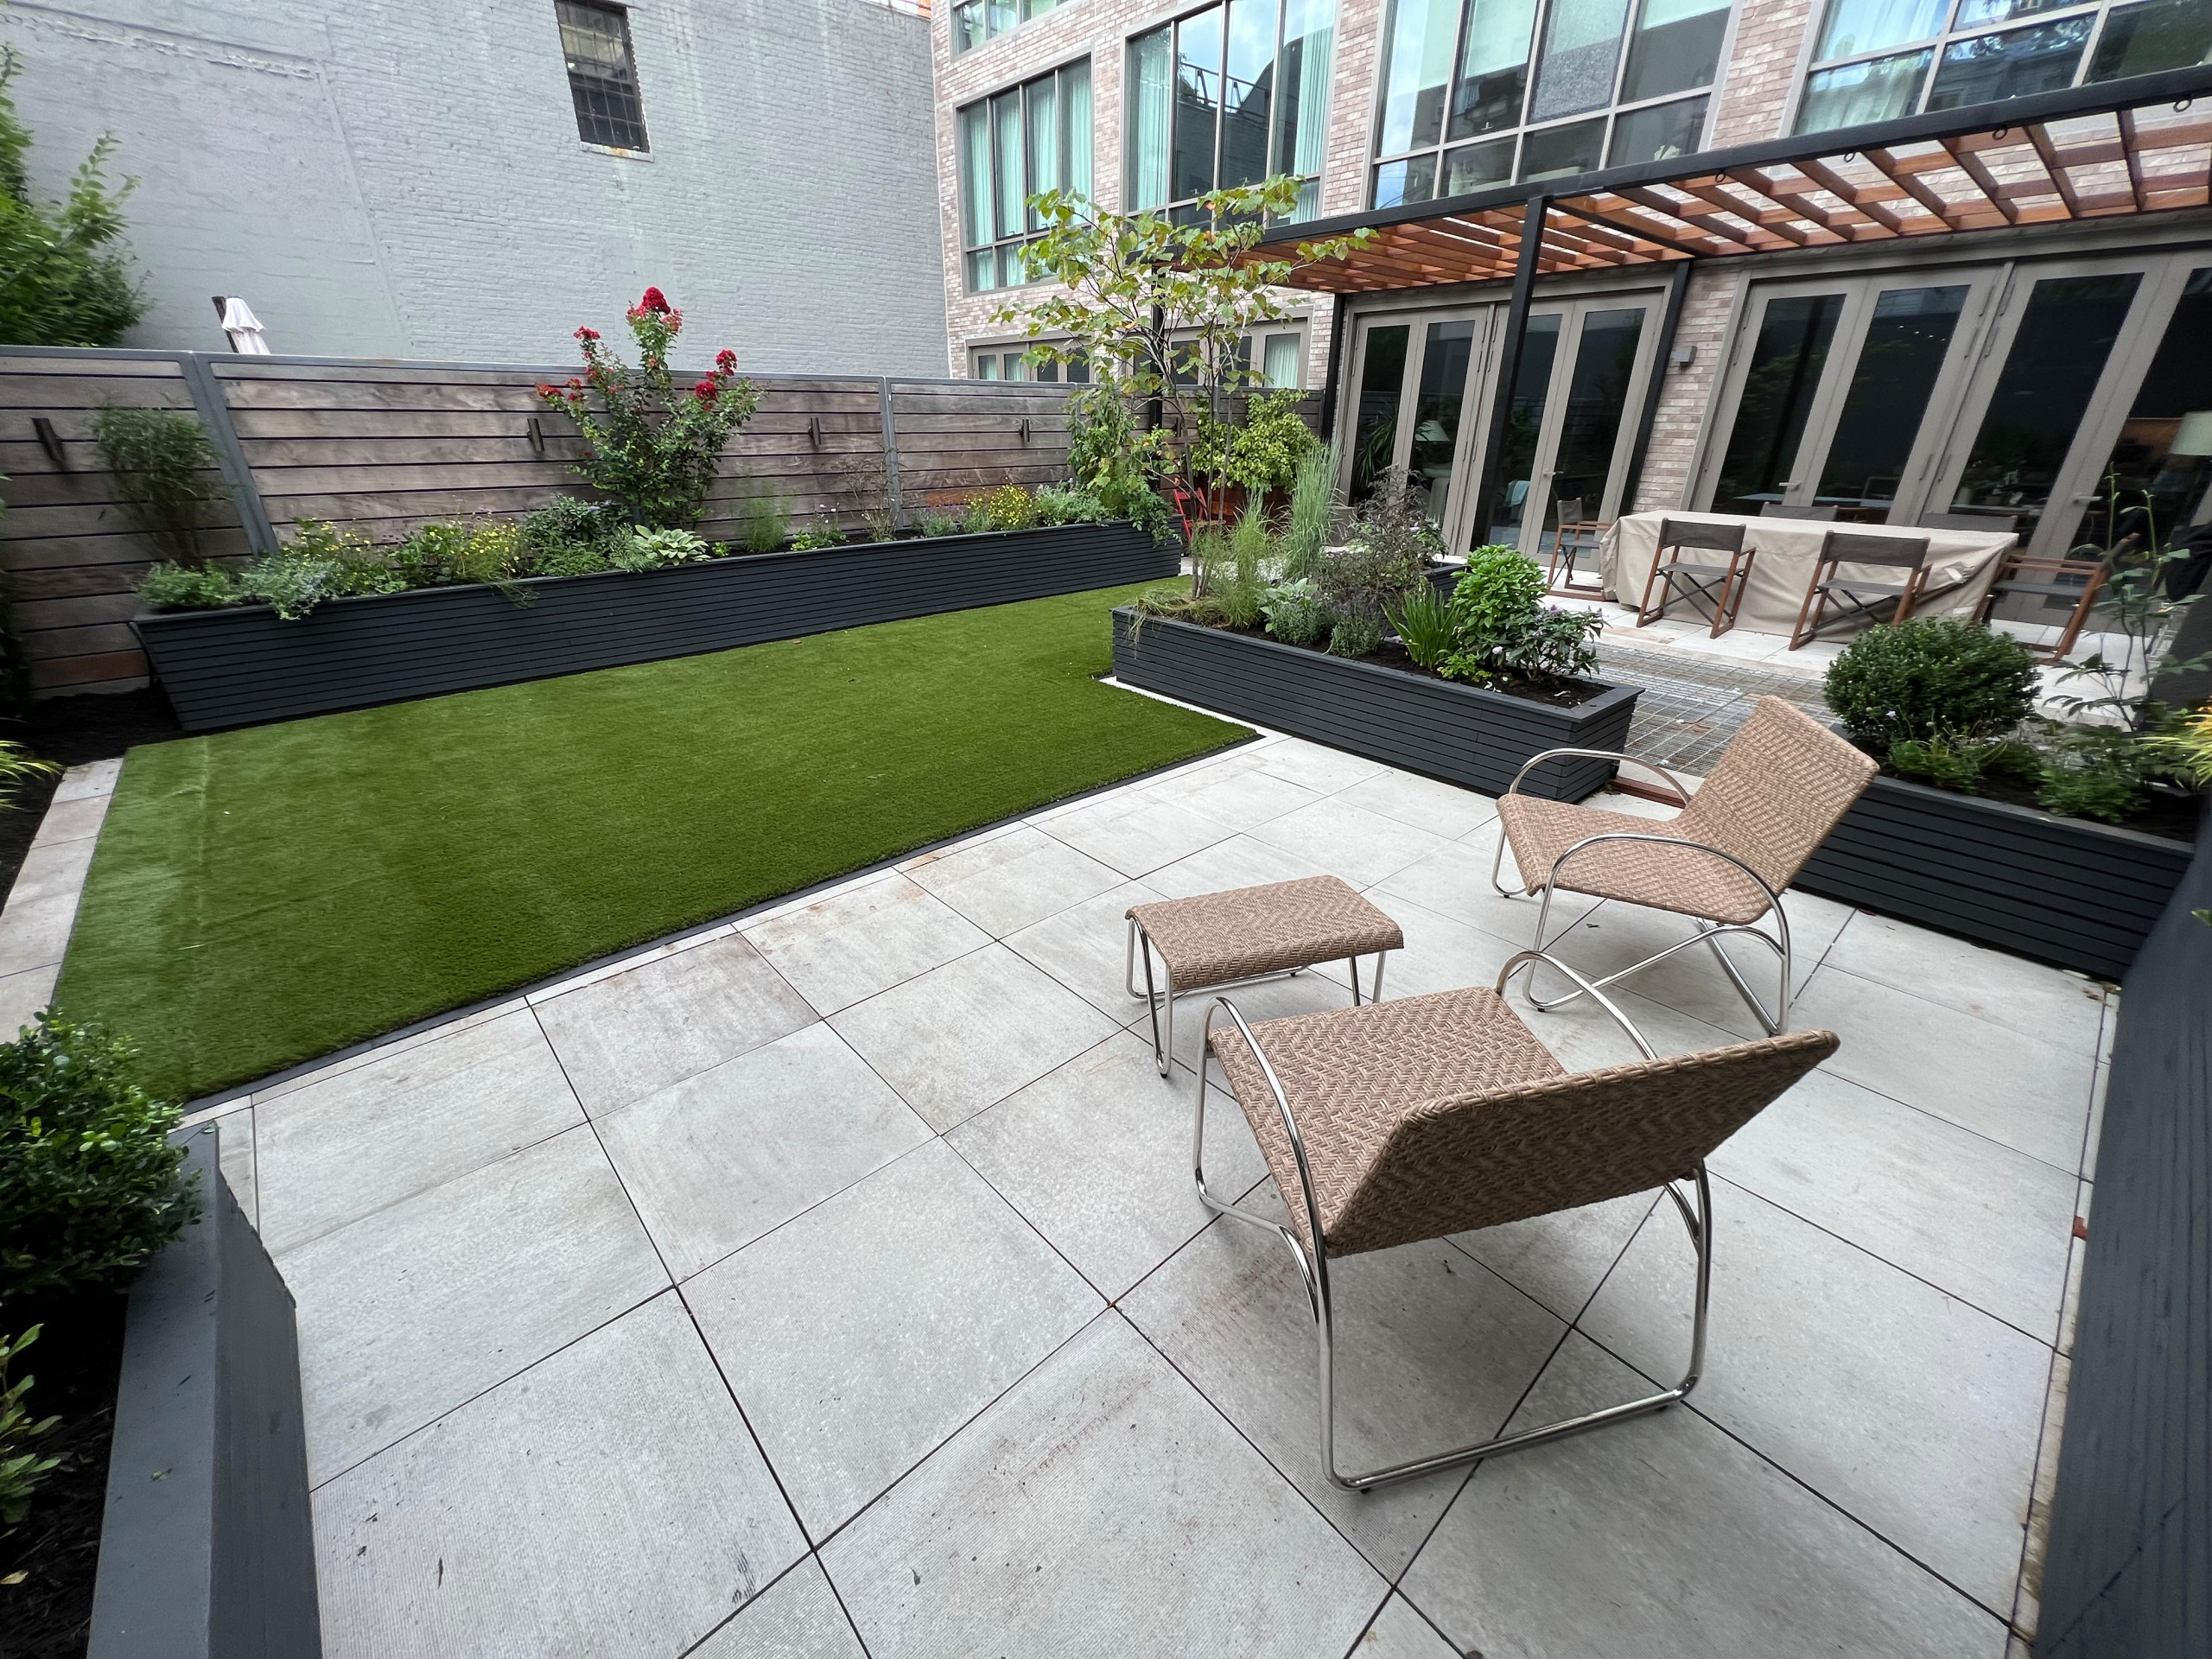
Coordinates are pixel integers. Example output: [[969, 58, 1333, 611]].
[[1125, 875, 1404, 1076]]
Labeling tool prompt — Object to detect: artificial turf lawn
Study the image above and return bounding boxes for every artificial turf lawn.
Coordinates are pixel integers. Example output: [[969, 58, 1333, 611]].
[[55, 584, 1247, 1101]]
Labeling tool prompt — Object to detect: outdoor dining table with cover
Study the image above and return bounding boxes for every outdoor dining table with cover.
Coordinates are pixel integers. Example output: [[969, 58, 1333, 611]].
[[1599, 512, 2016, 640]]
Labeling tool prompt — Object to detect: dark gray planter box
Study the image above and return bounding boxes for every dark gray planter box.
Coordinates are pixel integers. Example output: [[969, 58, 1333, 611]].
[[1110, 608, 1638, 801], [137, 521, 1176, 732], [1796, 772, 2197, 981], [89, 1127, 320, 1659]]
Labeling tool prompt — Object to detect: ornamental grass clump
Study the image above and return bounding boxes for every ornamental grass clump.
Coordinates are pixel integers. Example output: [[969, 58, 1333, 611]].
[[537, 287, 761, 531]]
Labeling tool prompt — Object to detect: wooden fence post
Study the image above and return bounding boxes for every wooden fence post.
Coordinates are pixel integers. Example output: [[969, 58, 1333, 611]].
[[177, 353, 279, 555], [878, 378, 904, 520]]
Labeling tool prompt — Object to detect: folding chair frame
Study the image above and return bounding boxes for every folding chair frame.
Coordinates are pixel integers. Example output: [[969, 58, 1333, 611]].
[[1976, 551, 2111, 660], [1788, 532, 1935, 650], [1192, 955, 1714, 1492], [1127, 916, 1389, 1077], [1546, 498, 1608, 597], [1488, 747, 1795, 1036], [1634, 530, 1755, 637]]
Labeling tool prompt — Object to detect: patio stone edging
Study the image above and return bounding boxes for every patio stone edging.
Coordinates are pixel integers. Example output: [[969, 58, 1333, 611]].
[[0, 759, 121, 1038]]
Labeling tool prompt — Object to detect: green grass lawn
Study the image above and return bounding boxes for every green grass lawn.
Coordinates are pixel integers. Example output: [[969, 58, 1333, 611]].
[[55, 584, 1246, 1101]]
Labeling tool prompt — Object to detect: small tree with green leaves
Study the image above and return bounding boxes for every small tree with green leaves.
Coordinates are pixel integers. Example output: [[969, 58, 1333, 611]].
[[995, 177, 1368, 573], [537, 288, 762, 531], [94, 406, 217, 564], [0, 48, 142, 347]]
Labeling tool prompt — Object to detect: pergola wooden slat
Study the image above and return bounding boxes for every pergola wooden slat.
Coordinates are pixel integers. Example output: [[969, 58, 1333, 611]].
[[1243, 66, 2212, 294]]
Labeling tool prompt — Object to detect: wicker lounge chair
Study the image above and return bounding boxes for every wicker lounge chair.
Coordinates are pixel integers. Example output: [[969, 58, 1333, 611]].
[[1196, 958, 1837, 1489], [1127, 875, 1403, 1076], [1490, 696, 1876, 1033]]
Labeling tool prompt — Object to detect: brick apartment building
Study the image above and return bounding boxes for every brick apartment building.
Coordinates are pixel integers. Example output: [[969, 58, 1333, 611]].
[[929, 0, 2212, 566]]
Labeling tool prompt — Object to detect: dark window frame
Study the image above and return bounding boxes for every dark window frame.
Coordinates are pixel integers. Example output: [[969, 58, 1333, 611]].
[[558, 0, 651, 152]]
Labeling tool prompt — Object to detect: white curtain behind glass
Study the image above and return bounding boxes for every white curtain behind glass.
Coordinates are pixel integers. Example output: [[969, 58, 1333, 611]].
[[1130, 28, 1173, 209], [1063, 60, 1094, 201]]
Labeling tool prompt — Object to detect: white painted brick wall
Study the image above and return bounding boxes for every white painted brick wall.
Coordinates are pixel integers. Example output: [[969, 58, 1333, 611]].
[[4, 0, 950, 373]]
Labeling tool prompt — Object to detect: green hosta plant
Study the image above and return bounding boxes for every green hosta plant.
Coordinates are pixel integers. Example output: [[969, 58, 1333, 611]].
[[1, 1325, 59, 1530], [537, 288, 762, 530], [0, 1013, 196, 1305]]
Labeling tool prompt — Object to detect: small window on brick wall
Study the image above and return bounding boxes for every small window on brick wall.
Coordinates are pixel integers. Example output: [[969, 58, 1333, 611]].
[[559, 0, 650, 151]]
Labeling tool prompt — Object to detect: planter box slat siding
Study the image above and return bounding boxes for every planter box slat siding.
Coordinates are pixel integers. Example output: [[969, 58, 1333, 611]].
[[137, 522, 1174, 731], [1797, 773, 2196, 980], [1111, 610, 1637, 802]]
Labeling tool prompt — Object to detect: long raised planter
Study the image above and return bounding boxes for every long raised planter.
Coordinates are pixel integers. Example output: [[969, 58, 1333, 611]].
[[1797, 772, 2197, 980], [1110, 608, 1638, 801], [137, 521, 1176, 731], [89, 1126, 320, 1658]]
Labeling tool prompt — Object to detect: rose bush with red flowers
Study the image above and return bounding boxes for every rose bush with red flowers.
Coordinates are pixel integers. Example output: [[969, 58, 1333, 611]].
[[537, 288, 760, 530]]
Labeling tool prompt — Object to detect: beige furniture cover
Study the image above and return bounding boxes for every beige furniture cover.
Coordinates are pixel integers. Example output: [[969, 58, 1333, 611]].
[[1599, 511, 2015, 639]]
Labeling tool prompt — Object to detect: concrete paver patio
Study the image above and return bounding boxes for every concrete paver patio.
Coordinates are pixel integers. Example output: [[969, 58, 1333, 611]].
[[187, 725, 2104, 1659]]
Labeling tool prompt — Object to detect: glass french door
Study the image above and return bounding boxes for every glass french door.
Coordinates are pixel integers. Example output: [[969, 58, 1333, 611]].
[[1699, 270, 1999, 523], [1339, 289, 1662, 556], [1931, 253, 2212, 559]]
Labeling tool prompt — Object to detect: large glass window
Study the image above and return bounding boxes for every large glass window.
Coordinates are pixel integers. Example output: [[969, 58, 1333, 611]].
[[2063, 268, 2212, 555], [1796, 0, 2212, 136], [1711, 294, 1846, 516], [953, 0, 1061, 55], [1130, 2, 1338, 223], [1371, 0, 1726, 206], [557, 1, 649, 151], [958, 60, 1093, 293]]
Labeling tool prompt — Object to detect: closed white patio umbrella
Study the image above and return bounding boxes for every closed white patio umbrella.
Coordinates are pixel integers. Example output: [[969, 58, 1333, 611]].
[[213, 296, 271, 354]]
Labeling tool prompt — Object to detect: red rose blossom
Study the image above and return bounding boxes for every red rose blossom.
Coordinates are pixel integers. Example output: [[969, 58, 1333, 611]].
[[692, 378, 718, 403], [535, 384, 556, 397], [639, 287, 671, 314], [574, 326, 600, 341], [566, 377, 583, 391], [715, 349, 737, 372]]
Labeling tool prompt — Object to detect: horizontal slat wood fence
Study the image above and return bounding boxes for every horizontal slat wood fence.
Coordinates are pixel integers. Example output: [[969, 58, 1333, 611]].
[[0, 347, 1085, 696]]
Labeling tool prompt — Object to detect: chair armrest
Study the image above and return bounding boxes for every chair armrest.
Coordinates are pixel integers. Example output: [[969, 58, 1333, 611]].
[[1505, 748, 1694, 806], [1495, 952, 1657, 1059], [1205, 995, 1330, 1268], [1548, 831, 1786, 925]]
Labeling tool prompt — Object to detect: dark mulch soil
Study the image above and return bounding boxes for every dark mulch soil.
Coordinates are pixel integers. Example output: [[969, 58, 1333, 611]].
[[1217, 622, 1605, 708], [0, 1292, 130, 1659], [0, 690, 183, 906]]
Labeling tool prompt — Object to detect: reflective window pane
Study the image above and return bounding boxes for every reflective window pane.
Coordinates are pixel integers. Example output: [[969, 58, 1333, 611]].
[[1951, 273, 2142, 540], [992, 91, 1024, 242], [1276, 0, 1338, 186], [1520, 116, 1606, 181], [958, 103, 993, 252], [1795, 48, 1930, 134], [1025, 74, 1058, 232], [1352, 325, 1412, 502], [976, 353, 1001, 379], [1491, 314, 1563, 542], [1812, 0, 1948, 60], [1713, 293, 1846, 516], [1411, 320, 1478, 519], [1061, 60, 1093, 200], [1378, 0, 1461, 154], [2089, 0, 2212, 82], [954, 1, 985, 53], [1450, 0, 1540, 141], [1926, 17, 2093, 110], [1609, 93, 1707, 164], [1221, 0, 1274, 188], [1173, 6, 1225, 204], [1443, 135, 1517, 192], [1373, 152, 1440, 207], [1530, 0, 1634, 124], [1129, 28, 1173, 209], [988, 0, 1016, 30], [1621, 0, 1729, 103], [1954, 0, 2078, 26], [1549, 308, 1646, 520], [1814, 285, 1967, 509], [2064, 270, 2212, 555]]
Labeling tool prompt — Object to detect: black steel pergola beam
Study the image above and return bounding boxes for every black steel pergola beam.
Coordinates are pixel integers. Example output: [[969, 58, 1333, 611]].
[[1469, 196, 1549, 550], [1256, 62, 2212, 257]]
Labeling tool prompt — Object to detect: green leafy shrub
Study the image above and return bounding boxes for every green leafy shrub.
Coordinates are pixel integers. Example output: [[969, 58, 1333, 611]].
[[1823, 620, 2040, 753], [786, 526, 844, 551], [975, 485, 1042, 532], [1326, 613, 1382, 659], [1314, 531, 1425, 632], [1439, 546, 1598, 688], [1035, 486, 1110, 526], [960, 496, 995, 537], [237, 519, 391, 620], [93, 407, 215, 563], [1, 1325, 59, 1529], [914, 508, 967, 538], [732, 492, 790, 555], [521, 495, 622, 564], [0, 1014, 196, 1306], [2144, 707, 2212, 787], [138, 561, 240, 611], [0, 48, 141, 347], [1262, 577, 1330, 647], [1064, 384, 1171, 542], [535, 289, 760, 529], [1387, 581, 1455, 670], [2035, 726, 2149, 823], [628, 527, 711, 565]]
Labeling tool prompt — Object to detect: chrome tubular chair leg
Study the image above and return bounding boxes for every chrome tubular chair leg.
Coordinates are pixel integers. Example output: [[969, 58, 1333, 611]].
[[1314, 1158, 1713, 1491], [1694, 909, 1794, 1035], [1129, 919, 1175, 1077]]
